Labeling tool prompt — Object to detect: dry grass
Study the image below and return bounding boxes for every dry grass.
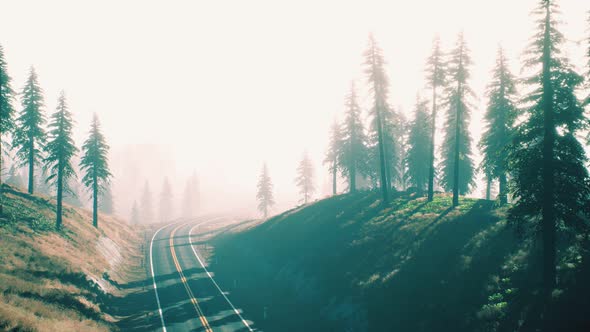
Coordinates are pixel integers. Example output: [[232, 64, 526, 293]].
[[0, 186, 143, 331]]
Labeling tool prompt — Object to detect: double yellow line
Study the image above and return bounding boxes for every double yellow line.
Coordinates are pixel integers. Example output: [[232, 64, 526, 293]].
[[170, 224, 213, 332]]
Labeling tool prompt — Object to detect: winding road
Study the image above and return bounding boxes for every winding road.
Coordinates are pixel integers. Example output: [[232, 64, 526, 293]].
[[148, 218, 255, 332]]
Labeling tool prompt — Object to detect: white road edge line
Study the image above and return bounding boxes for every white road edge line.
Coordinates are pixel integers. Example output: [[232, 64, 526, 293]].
[[150, 222, 176, 332], [189, 220, 255, 332]]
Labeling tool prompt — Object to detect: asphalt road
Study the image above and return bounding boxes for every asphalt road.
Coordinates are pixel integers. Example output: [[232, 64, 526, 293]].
[[149, 218, 256, 332]]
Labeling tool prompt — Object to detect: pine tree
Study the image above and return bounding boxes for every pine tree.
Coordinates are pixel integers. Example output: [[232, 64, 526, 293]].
[[140, 181, 154, 224], [395, 111, 410, 190], [369, 107, 401, 192], [13, 67, 46, 194], [425, 36, 446, 201], [159, 177, 173, 222], [0, 44, 15, 215], [44, 92, 78, 229], [256, 163, 274, 218], [130, 200, 140, 225], [440, 33, 476, 207], [80, 114, 112, 228], [406, 96, 432, 191], [295, 151, 315, 204], [509, 0, 590, 291], [364, 34, 391, 203], [340, 83, 368, 193], [324, 119, 343, 195], [479, 47, 518, 205]]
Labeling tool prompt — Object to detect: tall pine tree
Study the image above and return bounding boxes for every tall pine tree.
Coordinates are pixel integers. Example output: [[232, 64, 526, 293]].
[[440, 33, 476, 207], [509, 0, 590, 291], [140, 181, 154, 224], [44, 92, 78, 229], [324, 119, 343, 195], [364, 34, 391, 203], [0, 44, 15, 215], [256, 163, 274, 218], [13, 67, 46, 194], [295, 151, 315, 204], [340, 83, 367, 193], [479, 47, 518, 205], [130, 200, 140, 225], [406, 96, 432, 191], [425, 36, 446, 201], [80, 114, 112, 228]]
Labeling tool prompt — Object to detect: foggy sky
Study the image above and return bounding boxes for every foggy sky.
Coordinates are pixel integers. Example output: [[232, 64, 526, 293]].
[[1, 0, 588, 219]]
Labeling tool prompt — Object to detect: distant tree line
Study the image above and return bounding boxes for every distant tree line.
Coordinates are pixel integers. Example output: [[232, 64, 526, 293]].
[[321, 0, 590, 293], [0, 47, 112, 229]]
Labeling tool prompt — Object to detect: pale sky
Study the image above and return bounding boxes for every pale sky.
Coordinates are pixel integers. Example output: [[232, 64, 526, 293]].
[[1, 0, 589, 219]]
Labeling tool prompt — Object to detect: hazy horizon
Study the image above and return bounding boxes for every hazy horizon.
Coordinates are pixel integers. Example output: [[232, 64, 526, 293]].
[[1, 0, 589, 220]]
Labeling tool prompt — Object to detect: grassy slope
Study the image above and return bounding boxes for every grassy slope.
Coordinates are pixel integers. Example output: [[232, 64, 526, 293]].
[[211, 192, 590, 332], [0, 185, 143, 331]]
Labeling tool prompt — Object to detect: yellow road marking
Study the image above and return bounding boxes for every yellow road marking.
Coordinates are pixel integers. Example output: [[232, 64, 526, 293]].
[[170, 224, 213, 332]]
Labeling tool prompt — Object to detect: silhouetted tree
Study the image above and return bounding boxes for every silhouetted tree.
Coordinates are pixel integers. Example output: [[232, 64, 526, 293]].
[[80, 114, 112, 228], [295, 151, 315, 204], [0, 44, 15, 215], [44, 92, 78, 229], [364, 34, 390, 203], [509, 0, 590, 292], [395, 111, 410, 190], [140, 181, 154, 224], [479, 47, 518, 205], [130, 200, 140, 225], [406, 96, 432, 191], [340, 83, 367, 193], [324, 119, 343, 195], [13, 67, 46, 194], [256, 163, 274, 218], [159, 177, 173, 222], [440, 33, 476, 206], [425, 36, 446, 201]]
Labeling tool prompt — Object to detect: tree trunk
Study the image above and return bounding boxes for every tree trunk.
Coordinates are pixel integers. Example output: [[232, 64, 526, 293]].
[[485, 177, 491, 201], [541, 3, 556, 291], [427, 80, 438, 201], [350, 161, 356, 193], [452, 84, 462, 208], [332, 160, 337, 195], [93, 170, 98, 228], [499, 171, 508, 205], [56, 162, 63, 229], [28, 140, 34, 194], [376, 103, 389, 204]]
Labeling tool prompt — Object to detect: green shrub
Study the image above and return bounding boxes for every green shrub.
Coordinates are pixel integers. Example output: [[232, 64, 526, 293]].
[[31, 214, 55, 232]]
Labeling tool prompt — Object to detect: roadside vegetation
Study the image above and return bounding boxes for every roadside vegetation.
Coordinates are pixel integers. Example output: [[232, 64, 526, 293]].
[[0, 185, 143, 331], [211, 191, 590, 332]]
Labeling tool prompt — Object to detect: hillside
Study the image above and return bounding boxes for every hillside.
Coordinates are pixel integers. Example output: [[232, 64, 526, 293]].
[[0, 185, 144, 331], [210, 192, 590, 332]]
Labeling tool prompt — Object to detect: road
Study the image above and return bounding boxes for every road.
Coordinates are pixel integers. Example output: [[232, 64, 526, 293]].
[[148, 218, 256, 332]]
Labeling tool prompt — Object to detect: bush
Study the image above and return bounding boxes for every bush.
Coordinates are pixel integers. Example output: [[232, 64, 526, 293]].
[[31, 214, 55, 232]]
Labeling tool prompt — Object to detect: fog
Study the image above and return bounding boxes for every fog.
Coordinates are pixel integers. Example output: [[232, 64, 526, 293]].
[[1, 0, 588, 220]]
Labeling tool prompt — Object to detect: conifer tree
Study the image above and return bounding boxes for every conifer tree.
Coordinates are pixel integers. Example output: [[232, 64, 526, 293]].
[[159, 177, 173, 222], [340, 83, 367, 193], [509, 0, 590, 291], [364, 34, 391, 203], [80, 114, 112, 228], [13, 67, 46, 194], [44, 92, 78, 229], [406, 96, 432, 191], [295, 151, 315, 204], [479, 47, 518, 205], [256, 163, 274, 218], [140, 181, 154, 224], [0, 44, 15, 215], [440, 33, 476, 207], [130, 200, 140, 225], [395, 111, 410, 190], [324, 119, 343, 195], [425, 36, 446, 201]]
